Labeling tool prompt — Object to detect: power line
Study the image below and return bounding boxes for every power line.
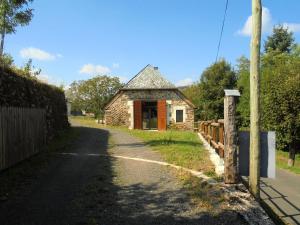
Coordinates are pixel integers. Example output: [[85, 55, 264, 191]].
[[215, 0, 229, 63]]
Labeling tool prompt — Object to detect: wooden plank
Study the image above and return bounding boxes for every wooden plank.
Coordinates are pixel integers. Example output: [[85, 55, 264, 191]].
[[0, 107, 46, 172], [157, 100, 167, 131], [133, 101, 142, 129]]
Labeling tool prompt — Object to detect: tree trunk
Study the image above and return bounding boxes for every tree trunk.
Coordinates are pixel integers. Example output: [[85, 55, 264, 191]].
[[288, 142, 296, 167], [0, 30, 5, 57]]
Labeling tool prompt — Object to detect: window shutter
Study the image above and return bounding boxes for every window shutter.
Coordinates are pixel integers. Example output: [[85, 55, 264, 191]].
[[157, 100, 167, 131], [134, 100, 142, 129]]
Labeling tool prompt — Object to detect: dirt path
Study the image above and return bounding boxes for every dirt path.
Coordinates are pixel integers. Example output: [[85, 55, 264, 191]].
[[0, 124, 248, 225], [108, 129, 248, 225]]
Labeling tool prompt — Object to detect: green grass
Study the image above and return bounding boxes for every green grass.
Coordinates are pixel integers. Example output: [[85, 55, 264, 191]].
[[125, 129, 215, 176], [70, 116, 215, 176], [70, 116, 227, 210], [118, 128, 224, 209], [276, 150, 300, 174]]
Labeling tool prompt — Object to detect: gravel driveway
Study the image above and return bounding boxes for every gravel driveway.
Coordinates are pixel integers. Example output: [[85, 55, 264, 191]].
[[0, 124, 248, 225]]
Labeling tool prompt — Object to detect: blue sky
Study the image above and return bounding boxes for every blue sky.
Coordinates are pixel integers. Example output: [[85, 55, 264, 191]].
[[5, 0, 300, 87]]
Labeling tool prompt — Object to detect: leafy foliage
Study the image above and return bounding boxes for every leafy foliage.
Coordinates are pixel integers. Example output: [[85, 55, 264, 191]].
[[0, 53, 13, 67], [185, 27, 300, 166], [0, 67, 69, 140], [0, 0, 33, 33], [235, 47, 300, 166], [0, 0, 34, 55], [261, 51, 300, 152], [66, 76, 122, 118], [199, 59, 236, 120], [183, 60, 236, 120], [236, 56, 250, 127], [264, 24, 295, 54]]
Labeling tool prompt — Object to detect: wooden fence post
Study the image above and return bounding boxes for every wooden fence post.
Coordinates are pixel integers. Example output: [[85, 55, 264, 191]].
[[224, 89, 240, 184]]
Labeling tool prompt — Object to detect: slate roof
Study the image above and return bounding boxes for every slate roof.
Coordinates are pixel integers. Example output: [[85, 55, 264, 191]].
[[122, 64, 176, 89]]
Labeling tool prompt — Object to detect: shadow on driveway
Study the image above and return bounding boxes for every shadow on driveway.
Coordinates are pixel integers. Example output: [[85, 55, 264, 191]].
[[0, 125, 248, 225]]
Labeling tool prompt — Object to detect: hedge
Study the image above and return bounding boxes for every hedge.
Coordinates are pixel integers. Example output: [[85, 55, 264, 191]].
[[0, 68, 69, 141]]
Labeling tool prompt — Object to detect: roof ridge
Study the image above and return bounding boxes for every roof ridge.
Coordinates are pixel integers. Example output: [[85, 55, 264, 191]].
[[123, 65, 175, 89], [123, 64, 152, 87]]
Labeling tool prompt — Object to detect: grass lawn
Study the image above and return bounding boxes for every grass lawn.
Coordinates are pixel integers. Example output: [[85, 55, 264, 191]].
[[276, 150, 300, 174], [125, 129, 216, 176]]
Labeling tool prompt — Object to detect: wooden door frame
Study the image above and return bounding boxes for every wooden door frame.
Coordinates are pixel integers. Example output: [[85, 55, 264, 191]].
[[157, 99, 167, 131], [134, 100, 142, 129]]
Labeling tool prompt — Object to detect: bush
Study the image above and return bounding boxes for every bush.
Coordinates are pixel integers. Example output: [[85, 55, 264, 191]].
[[0, 67, 69, 141]]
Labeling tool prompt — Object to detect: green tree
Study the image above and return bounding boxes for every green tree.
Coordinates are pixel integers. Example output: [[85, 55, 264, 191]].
[[264, 24, 295, 54], [66, 80, 86, 113], [236, 56, 250, 127], [261, 51, 300, 166], [0, 52, 13, 67], [198, 59, 236, 120], [182, 83, 202, 119], [0, 0, 33, 56], [66, 75, 122, 119]]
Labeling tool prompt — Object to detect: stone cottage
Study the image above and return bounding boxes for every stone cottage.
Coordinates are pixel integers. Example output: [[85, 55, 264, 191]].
[[104, 65, 195, 130]]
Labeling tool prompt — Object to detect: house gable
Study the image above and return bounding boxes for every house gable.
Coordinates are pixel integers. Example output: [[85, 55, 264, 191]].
[[123, 64, 176, 90]]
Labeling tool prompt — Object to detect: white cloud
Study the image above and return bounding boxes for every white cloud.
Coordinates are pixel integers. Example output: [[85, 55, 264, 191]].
[[282, 23, 300, 33], [112, 63, 119, 69], [20, 47, 58, 61], [36, 73, 64, 86], [175, 78, 193, 87], [118, 76, 128, 83], [79, 64, 111, 75], [237, 7, 272, 36]]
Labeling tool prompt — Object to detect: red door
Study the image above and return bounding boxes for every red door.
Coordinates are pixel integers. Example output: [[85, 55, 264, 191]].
[[157, 100, 167, 131], [134, 100, 142, 129]]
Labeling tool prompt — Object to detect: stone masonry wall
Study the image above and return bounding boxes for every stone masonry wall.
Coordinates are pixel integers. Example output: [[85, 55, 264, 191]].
[[105, 92, 130, 126], [105, 89, 194, 130], [169, 99, 194, 130]]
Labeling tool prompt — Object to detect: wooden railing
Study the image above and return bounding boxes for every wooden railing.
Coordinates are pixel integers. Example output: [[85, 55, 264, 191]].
[[198, 120, 225, 158]]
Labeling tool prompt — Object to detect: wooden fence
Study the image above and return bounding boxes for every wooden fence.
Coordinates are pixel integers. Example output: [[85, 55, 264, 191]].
[[197, 120, 225, 158], [0, 107, 46, 171]]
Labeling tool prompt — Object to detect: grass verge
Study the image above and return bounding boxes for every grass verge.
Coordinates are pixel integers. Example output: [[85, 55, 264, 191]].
[[124, 129, 216, 176], [276, 150, 300, 174], [122, 128, 226, 209]]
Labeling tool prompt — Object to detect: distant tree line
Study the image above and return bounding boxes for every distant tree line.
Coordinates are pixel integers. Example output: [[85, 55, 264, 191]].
[[183, 25, 300, 167], [65, 76, 122, 120]]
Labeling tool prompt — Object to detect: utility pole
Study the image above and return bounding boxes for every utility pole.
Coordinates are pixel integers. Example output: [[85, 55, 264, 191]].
[[249, 0, 262, 199]]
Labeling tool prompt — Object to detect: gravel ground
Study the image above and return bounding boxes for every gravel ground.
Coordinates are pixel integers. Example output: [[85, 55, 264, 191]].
[[106, 129, 248, 225], [0, 124, 248, 225]]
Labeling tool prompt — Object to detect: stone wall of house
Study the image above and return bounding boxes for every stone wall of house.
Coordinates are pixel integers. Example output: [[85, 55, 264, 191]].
[[169, 99, 194, 130], [105, 92, 130, 126], [105, 89, 194, 130]]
